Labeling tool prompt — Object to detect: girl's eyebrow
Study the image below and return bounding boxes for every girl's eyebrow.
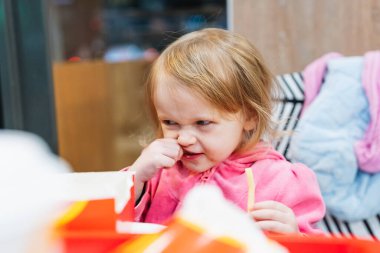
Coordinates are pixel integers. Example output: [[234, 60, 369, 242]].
[[157, 110, 215, 119]]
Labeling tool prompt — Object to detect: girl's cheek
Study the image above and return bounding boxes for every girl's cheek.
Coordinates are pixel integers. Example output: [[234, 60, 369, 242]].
[[162, 129, 179, 140]]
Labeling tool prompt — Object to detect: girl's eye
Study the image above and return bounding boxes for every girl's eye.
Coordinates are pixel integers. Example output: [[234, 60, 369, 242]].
[[196, 120, 211, 126], [162, 120, 177, 126]]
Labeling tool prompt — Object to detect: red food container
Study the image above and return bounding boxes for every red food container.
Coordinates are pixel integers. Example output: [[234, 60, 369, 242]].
[[269, 234, 380, 253], [113, 217, 380, 253], [55, 176, 135, 253]]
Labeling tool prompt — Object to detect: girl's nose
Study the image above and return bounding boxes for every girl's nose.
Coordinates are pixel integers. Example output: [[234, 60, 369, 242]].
[[177, 132, 196, 146]]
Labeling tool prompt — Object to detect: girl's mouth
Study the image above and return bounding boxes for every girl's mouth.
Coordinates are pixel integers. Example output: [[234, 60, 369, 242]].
[[182, 151, 202, 160]]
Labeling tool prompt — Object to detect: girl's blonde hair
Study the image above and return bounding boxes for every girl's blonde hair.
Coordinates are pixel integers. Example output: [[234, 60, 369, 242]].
[[145, 28, 277, 152]]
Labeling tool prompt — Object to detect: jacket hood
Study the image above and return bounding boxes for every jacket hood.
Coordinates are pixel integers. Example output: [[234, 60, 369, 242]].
[[222, 142, 286, 170]]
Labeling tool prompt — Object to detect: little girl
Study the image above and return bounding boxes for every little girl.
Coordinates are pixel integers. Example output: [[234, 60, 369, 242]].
[[127, 28, 325, 234]]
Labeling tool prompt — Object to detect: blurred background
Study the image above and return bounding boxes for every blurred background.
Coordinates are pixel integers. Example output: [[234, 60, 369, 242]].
[[1, 0, 379, 172]]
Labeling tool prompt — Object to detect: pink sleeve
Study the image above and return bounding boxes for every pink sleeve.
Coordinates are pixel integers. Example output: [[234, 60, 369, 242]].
[[134, 182, 152, 222], [121, 167, 160, 222], [134, 171, 166, 222], [254, 161, 326, 234], [275, 163, 326, 234]]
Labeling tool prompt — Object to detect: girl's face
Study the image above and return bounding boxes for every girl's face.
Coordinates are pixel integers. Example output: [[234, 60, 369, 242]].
[[154, 75, 255, 173]]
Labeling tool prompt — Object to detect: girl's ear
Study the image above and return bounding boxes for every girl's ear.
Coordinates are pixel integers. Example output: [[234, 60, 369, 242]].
[[243, 116, 257, 131]]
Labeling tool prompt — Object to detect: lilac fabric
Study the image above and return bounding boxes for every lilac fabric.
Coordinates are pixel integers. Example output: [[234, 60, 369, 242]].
[[355, 52, 380, 173], [302, 52, 342, 115], [302, 51, 380, 173]]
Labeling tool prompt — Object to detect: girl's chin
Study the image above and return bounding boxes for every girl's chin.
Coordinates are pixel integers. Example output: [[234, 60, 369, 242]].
[[180, 161, 214, 174]]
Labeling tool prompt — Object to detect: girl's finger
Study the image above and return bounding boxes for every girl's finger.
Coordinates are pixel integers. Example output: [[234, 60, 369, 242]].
[[149, 139, 182, 160], [253, 201, 290, 213], [255, 220, 294, 234], [161, 145, 183, 160], [250, 209, 287, 223], [157, 154, 177, 169]]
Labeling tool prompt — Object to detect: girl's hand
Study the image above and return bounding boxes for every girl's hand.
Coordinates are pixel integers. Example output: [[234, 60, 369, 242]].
[[131, 138, 183, 183], [249, 200, 300, 234]]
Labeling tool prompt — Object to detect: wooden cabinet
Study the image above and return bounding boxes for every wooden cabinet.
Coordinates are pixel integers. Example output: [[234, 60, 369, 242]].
[[233, 0, 380, 74], [53, 60, 151, 172]]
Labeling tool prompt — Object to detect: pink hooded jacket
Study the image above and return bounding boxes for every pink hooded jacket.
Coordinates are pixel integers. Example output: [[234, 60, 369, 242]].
[[133, 143, 325, 234]]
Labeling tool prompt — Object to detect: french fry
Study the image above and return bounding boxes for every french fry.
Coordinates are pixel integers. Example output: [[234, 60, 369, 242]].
[[245, 168, 255, 212]]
